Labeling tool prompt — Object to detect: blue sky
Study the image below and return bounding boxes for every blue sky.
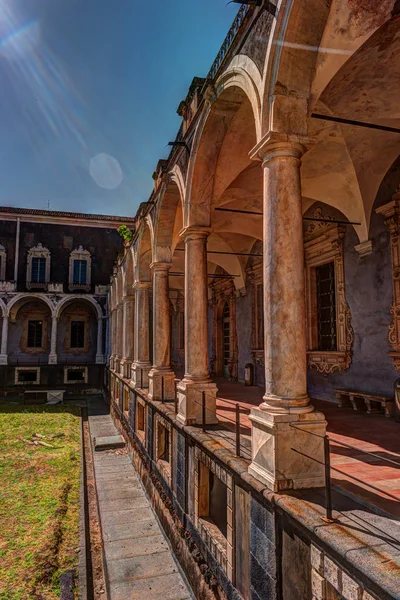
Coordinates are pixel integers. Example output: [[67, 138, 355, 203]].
[[0, 0, 238, 217]]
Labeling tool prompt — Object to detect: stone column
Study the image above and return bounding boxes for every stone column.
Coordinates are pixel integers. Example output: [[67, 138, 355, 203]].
[[177, 227, 218, 425], [131, 282, 152, 388], [48, 316, 58, 365], [120, 299, 128, 376], [0, 314, 9, 364], [122, 297, 135, 378], [116, 304, 123, 372], [149, 262, 175, 400], [95, 317, 104, 364], [248, 133, 326, 491], [109, 309, 116, 369]]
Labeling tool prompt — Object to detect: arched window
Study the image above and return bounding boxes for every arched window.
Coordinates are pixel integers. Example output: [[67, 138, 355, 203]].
[[69, 246, 92, 291], [26, 243, 51, 290]]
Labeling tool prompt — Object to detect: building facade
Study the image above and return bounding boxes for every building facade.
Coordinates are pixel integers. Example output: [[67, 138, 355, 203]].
[[106, 3, 400, 600], [0, 206, 135, 392]]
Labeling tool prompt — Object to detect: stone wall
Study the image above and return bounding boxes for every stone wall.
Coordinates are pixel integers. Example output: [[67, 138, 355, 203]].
[[0, 219, 123, 291], [106, 370, 395, 600], [306, 202, 397, 401]]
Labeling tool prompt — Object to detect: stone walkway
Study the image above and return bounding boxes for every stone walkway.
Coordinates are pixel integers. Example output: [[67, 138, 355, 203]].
[[88, 399, 192, 600], [211, 378, 400, 518]]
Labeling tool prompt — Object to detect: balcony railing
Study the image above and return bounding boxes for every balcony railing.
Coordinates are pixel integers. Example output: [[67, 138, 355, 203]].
[[0, 281, 16, 292], [206, 4, 252, 81]]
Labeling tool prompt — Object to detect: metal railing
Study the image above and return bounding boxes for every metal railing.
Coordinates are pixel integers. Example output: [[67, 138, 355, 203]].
[[291, 426, 400, 521], [205, 4, 252, 81], [108, 368, 251, 459]]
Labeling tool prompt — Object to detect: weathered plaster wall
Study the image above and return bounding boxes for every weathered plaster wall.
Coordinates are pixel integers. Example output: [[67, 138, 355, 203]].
[[236, 291, 253, 383], [306, 198, 397, 401], [8, 317, 50, 363]]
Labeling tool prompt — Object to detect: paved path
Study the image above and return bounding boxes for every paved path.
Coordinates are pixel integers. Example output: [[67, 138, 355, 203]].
[[88, 399, 192, 600]]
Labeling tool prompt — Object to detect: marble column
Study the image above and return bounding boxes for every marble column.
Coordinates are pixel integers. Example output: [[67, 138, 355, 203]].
[[48, 316, 58, 364], [0, 314, 9, 364], [131, 282, 152, 388], [177, 226, 218, 425], [95, 317, 104, 364], [149, 262, 175, 400], [248, 133, 326, 491], [122, 296, 135, 378], [116, 304, 123, 372]]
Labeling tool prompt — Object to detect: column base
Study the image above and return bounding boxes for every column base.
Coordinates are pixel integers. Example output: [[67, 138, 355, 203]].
[[120, 359, 132, 378], [0, 354, 8, 365], [131, 362, 152, 389], [48, 353, 57, 365], [148, 369, 176, 401], [248, 407, 327, 492], [96, 354, 105, 365], [176, 379, 219, 426]]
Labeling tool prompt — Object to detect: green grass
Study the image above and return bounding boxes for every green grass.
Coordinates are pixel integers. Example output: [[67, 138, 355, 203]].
[[0, 404, 81, 600]]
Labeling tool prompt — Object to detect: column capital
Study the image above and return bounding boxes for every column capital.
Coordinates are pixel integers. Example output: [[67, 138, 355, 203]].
[[150, 261, 171, 273], [249, 132, 315, 164], [133, 281, 152, 290], [179, 226, 212, 241]]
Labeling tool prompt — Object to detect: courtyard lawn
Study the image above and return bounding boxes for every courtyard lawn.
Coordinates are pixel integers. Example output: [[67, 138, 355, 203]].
[[0, 404, 81, 600]]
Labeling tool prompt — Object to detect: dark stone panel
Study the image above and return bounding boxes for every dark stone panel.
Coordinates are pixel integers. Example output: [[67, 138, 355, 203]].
[[176, 431, 186, 509], [250, 554, 277, 600], [0, 220, 17, 281], [250, 521, 276, 578], [146, 405, 153, 459], [240, 10, 274, 75], [129, 390, 136, 430], [250, 496, 276, 544], [0, 219, 123, 292]]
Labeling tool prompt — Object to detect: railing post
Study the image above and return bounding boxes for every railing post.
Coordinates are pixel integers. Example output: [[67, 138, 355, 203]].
[[161, 376, 164, 403], [324, 435, 333, 521], [174, 379, 178, 414], [202, 391, 206, 432], [140, 368, 143, 389], [235, 403, 240, 457]]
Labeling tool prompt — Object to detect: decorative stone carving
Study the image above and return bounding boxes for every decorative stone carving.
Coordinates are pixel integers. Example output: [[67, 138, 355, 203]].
[[304, 207, 334, 237], [209, 277, 238, 381], [69, 246, 91, 292], [26, 243, 51, 290], [377, 194, 400, 370], [304, 223, 353, 375]]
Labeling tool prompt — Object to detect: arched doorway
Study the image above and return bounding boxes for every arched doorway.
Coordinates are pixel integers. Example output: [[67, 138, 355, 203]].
[[222, 302, 231, 378]]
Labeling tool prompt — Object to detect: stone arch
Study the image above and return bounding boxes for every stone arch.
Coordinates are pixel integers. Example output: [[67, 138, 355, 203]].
[[134, 219, 153, 283], [185, 79, 260, 228], [56, 295, 103, 320], [153, 170, 185, 264], [7, 293, 56, 319], [0, 297, 6, 317], [261, 0, 332, 136], [122, 246, 135, 297]]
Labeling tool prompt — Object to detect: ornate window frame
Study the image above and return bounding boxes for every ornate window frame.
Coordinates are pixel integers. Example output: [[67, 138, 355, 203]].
[[69, 246, 91, 292], [247, 259, 264, 367], [0, 245, 6, 281], [63, 306, 91, 355], [15, 366, 40, 385], [26, 243, 51, 290], [304, 223, 353, 375], [376, 193, 400, 370], [19, 303, 50, 355], [209, 278, 238, 381], [64, 366, 88, 384]]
